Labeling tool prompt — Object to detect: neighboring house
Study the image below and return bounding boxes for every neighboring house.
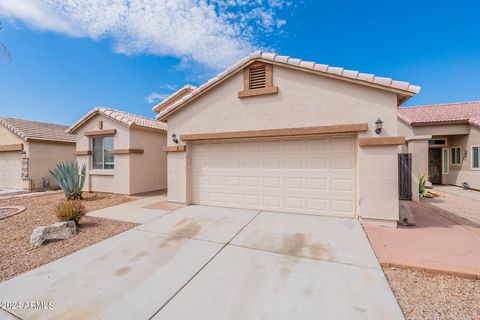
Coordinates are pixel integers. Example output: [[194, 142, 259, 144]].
[[155, 51, 420, 227], [398, 101, 480, 192], [0, 116, 76, 190], [67, 107, 167, 195]]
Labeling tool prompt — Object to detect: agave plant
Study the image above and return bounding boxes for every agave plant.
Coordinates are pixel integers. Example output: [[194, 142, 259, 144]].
[[419, 174, 429, 198], [49, 161, 86, 200]]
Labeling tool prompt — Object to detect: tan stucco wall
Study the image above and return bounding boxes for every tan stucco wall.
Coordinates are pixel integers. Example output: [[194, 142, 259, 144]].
[[445, 126, 480, 189], [129, 128, 167, 194], [27, 141, 76, 189], [0, 126, 75, 190], [75, 114, 166, 195], [408, 123, 469, 136], [0, 126, 24, 145], [166, 65, 402, 224]]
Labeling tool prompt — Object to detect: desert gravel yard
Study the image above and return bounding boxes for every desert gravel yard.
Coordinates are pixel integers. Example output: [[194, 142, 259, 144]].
[[386, 268, 480, 320], [0, 192, 138, 282]]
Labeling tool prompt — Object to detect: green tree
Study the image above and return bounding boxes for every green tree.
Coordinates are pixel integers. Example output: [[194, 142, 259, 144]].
[[0, 20, 11, 63]]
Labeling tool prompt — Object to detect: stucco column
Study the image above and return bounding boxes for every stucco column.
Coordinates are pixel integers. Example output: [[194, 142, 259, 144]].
[[406, 135, 431, 202]]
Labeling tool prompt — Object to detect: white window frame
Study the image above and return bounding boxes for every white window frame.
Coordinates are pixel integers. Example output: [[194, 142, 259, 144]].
[[450, 146, 461, 165], [472, 145, 480, 170], [92, 136, 114, 170], [442, 147, 449, 174]]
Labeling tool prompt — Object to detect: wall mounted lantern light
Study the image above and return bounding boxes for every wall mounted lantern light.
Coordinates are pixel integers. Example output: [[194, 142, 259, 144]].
[[374, 118, 383, 135], [171, 133, 179, 144]]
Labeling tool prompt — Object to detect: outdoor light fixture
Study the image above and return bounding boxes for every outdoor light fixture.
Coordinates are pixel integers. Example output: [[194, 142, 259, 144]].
[[375, 118, 383, 135], [172, 133, 179, 144]]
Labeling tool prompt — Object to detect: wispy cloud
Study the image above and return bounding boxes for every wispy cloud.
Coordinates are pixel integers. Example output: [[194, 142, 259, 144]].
[[0, 0, 290, 69], [145, 92, 170, 104]]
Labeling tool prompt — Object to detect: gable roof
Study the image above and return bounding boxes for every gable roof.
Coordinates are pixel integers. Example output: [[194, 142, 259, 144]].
[[152, 85, 197, 113], [67, 107, 167, 133], [398, 101, 480, 128], [0, 116, 75, 143], [156, 51, 421, 121]]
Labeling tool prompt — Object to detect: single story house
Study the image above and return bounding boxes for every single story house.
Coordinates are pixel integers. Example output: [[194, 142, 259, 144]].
[[155, 51, 421, 227], [67, 107, 167, 195], [399, 101, 480, 192], [0, 116, 76, 190]]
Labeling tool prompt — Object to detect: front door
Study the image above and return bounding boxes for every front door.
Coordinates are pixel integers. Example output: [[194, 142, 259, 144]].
[[429, 148, 442, 184]]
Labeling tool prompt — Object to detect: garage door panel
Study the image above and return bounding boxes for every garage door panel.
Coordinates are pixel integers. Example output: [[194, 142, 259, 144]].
[[192, 137, 355, 217], [0, 153, 24, 189]]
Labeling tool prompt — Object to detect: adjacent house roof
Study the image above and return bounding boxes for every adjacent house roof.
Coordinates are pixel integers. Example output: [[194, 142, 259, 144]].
[[156, 51, 421, 121], [398, 101, 480, 127], [152, 85, 197, 113], [67, 107, 167, 133], [0, 116, 75, 143]]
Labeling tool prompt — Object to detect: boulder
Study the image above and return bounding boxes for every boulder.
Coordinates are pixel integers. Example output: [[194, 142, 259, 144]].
[[30, 221, 77, 247]]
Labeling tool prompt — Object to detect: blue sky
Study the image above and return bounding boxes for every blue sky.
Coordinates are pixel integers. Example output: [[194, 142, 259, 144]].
[[0, 0, 479, 125]]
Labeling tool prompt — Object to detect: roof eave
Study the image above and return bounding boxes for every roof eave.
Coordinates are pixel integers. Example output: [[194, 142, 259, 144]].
[[67, 109, 132, 134], [410, 119, 470, 127]]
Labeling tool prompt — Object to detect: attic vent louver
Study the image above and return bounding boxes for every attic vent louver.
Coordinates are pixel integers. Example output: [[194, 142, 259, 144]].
[[249, 64, 267, 89], [238, 62, 278, 98]]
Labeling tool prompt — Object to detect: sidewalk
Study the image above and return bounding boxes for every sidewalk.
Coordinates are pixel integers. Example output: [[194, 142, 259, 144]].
[[364, 200, 480, 279], [433, 185, 480, 202]]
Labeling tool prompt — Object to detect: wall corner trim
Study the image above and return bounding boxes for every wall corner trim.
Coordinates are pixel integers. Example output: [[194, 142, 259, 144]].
[[162, 145, 186, 152], [359, 136, 406, 146], [0, 143, 23, 152], [74, 150, 92, 156], [181, 123, 368, 141], [112, 149, 144, 155], [84, 129, 117, 136]]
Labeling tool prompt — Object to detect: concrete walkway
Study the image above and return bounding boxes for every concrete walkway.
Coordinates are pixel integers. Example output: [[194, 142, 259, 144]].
[[87, 194, 184, 224], [433, 185, 480, 202], [364, 200, 480, 279], [1, 206, 403, 320]]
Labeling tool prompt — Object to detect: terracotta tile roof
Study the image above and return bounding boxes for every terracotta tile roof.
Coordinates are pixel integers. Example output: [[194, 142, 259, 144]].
[[398, 101, 480, 127], [67, 107, 167, 133], [0, 116, 75, 143], [157, 51, 421, 121], [152, 85, 197, 113]]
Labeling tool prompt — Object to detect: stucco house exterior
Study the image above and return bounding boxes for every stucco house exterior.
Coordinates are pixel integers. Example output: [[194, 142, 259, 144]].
[[67, 107, 167, 195], [399, 101, 480, 194], [154, 51, 421, 227], [0, 116, 76, 190]]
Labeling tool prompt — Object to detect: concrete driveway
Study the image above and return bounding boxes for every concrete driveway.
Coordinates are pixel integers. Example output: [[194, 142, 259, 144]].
[[0, 206, 404, 320]]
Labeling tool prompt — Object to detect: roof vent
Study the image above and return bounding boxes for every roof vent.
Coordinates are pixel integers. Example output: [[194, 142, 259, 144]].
[[249, 64, 267, 89]]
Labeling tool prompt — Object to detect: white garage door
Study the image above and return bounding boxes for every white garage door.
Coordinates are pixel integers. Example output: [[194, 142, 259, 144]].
[[0, 152, 23, 189], [191, 136, 356, 217]]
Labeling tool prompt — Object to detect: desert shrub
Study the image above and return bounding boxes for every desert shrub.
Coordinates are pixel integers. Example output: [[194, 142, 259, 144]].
[[49, 161, 86, 200], [54, 200, 86, 226], [419, 174, 429, 198]]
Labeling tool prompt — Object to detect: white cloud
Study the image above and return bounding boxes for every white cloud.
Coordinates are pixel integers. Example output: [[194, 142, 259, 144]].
[[146, 92, 170, 104], [159, 84, 178, 91], [0, 0, 289, 69]]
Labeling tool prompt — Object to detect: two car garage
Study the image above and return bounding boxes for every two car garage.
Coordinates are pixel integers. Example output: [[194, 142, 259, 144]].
[[191, 135, 356, 218]]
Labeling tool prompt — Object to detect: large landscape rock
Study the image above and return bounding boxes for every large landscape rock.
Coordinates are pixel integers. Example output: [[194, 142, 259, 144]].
[[29, 221, 77, 247]]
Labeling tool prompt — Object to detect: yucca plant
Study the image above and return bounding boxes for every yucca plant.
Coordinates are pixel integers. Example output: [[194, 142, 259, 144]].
[[49, 161, 86, 200], [419, 174, 429, 198]]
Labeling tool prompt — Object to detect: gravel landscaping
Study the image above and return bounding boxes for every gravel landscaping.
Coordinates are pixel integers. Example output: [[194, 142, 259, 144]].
[[0, 192, 138, 282], [385, 267, 480, 320]]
